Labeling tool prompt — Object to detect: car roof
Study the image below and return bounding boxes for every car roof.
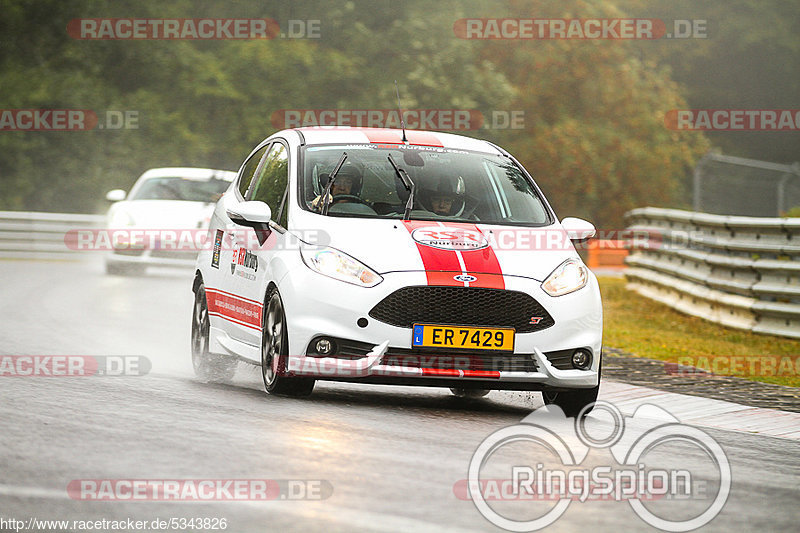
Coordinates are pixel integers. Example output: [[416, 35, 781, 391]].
[[292, 127, 503, 155], [138, 167, 237, 181]]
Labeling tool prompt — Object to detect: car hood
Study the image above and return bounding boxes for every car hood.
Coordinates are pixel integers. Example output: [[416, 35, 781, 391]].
[[292, 215, 579, 282], [107, 200, 216, 229]]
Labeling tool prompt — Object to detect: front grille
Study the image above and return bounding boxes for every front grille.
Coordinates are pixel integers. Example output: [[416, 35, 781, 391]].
[[368, 286, 554, 333]]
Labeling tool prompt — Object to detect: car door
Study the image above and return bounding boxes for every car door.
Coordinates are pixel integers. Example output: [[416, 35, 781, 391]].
[[208, 143, 270, 345], [225, 140, 291, 346]]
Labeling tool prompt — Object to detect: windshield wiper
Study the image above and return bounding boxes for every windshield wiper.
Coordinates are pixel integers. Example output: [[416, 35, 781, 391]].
[[387, 154, 415, 221], [321, 152, 348, 215]]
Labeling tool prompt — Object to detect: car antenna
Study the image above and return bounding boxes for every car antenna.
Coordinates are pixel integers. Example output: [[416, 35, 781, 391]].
[[394, 80, 408, 143]]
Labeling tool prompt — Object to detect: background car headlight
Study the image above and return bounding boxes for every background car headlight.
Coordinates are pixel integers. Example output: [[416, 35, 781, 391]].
[[300, 246, 383, 287], [109, 210, 135, 228], [541, 258, 588, 296]]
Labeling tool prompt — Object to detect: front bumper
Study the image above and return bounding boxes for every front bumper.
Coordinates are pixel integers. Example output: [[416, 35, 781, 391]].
[[285, 342, 599, 391], [277, 269, 603, 390]]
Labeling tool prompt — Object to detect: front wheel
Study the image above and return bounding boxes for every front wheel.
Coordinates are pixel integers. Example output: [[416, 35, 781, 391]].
[[192, 282, 237, 382], [543, 360, 601, 417], [542, 386, 599, 418], [262, 287, 315, 397]]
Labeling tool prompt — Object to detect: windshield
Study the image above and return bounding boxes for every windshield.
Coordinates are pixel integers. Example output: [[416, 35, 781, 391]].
[[300, 145, 551, 225], [131, 176, 230, 203]]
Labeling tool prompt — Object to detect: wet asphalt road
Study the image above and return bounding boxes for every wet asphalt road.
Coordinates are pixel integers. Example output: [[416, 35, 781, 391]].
[[0, 259, 798, 532]]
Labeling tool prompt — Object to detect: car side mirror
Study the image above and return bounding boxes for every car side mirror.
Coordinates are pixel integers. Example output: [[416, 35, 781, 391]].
[[106, 189, 126, 202], [561, 217, 596, 242], [227, 201, 272, 245]]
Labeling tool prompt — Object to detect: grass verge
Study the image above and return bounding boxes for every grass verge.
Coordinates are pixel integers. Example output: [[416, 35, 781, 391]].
[[599, 276, 800, 387]]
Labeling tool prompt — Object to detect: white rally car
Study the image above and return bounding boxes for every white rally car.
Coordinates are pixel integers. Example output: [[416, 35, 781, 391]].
[[192, 127, 602, 416], [105, 167, 236, 274]]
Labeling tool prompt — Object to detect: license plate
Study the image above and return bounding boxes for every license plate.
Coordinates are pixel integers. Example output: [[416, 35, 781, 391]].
[[412, 324, 515, 351]]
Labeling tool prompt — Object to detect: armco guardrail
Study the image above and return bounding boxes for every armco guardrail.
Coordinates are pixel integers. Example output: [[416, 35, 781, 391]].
[[0, 210, 104, 259], [624, 207, 800, 339]]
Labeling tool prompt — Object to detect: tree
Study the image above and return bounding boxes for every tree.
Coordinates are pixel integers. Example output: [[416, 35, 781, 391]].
[[475, 0, 709, 228]]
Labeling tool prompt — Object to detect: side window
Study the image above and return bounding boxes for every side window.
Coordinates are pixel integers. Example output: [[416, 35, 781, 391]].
[[237, 145, 269, 197], [249, 142, 289, 218]]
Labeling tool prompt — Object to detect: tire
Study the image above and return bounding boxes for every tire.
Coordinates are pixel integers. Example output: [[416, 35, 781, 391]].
[[191, 282, 237, 382], [261, 287, 315, 397], [542, 360, 601, 417], [542, 386, 599, 418], [450, 388, 490, 398]]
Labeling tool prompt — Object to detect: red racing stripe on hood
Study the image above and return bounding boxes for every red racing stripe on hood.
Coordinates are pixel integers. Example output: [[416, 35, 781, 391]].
[[402, 221, 505, 289], [402, 220, 461, 284]]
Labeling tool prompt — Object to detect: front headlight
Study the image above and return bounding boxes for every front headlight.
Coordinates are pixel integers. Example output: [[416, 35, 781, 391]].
[[300, 246, 383, 287], [541, 258, 588, 296]]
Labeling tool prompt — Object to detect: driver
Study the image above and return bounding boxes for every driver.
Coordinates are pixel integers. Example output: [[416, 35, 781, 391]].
[[312, 162, 363, 210], [422, 175, 466, 217]]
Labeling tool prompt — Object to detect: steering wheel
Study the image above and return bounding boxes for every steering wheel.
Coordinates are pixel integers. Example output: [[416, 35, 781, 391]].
[[331, 194, 370, 206]]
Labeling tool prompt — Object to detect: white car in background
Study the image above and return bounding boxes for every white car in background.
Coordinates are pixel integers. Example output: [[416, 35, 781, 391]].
[[192, 127, 603, 416], [105, 167, 236, 275]]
